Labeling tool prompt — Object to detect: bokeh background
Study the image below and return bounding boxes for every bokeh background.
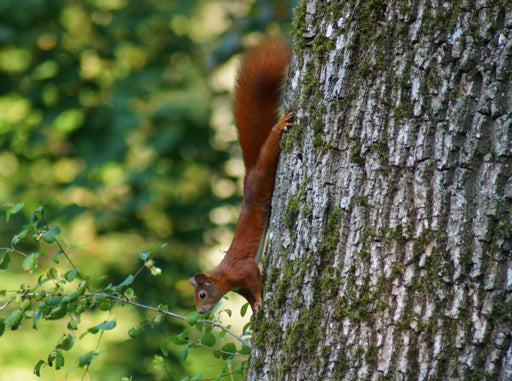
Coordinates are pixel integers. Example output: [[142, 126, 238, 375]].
[[0, 0, 296, 379]]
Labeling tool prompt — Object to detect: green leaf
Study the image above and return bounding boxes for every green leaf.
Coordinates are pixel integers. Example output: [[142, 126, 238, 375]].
[[98, 302, 113, 311], [160, 335, 171, 356], [186, 313, 198, 326], [64, 268, 78, 282], [33, 359, 46, 376], [6, 202, 23, 222], [180, 344, 190, 363], [33, 309, 43, 327], [0, 318, 5, 337], [76, 348, 104, 368], [235, 362, 244, 374], [78, 280, 87, 294], [200, 332, 216, 347], [52, 249, 62, 263], [240, 303, 249, 317], [42, 225, 61, 243], [93, 275, 109, 288], [21, 299, 31, 311], [5, 309, 23, 330], [90, 319, 116, 332], [243, 321, 252, 334], [171, 329, 190, 345], [239, 344, 250, 355], [48, 267, 58, 279], [128, 325, 141, 338], [48, 305, 68, 320], [124, 288, 134, 298], [56, 334, 75, 351], [22, 253, 38, 272], [47, 296, 62, 307], [139, 251, 150, 261], [220, 343, 236, 359], [0, 250, 11, 270], [77, 351, 94, 367], [55, 350, 65, 370], [156, 303, 168, 311], [68, 318, 79, 330], [11, 228, 28, 246], [115, 274, 134, 289]]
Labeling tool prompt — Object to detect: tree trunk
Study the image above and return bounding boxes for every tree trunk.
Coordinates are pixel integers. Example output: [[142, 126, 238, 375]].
[[247, 1, 512, 380]]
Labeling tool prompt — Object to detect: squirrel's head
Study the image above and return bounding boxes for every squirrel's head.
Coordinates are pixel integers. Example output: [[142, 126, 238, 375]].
[[189, 273, 224, 314]]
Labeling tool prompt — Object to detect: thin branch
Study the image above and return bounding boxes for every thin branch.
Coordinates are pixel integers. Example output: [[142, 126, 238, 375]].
[[132, 245, 166, 282], [39, 209, 88, 288], [1, 247, 59, 288], [202, 371, 239, 381], [0, 247, 27, 257], [86, 292, 249, 347], [0, 298, 13, 312], [188, 341, 248, 359]]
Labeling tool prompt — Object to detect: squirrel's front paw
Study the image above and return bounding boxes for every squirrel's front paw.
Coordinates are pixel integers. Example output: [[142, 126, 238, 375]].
[[272, 111, 293, 134]]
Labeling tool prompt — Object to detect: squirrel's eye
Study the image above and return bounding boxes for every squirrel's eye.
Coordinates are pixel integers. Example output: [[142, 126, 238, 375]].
[[199, 291, 207, 300]]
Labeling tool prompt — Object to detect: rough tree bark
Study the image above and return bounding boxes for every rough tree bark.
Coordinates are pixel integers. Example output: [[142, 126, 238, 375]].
[[247, 1, 512, 380]]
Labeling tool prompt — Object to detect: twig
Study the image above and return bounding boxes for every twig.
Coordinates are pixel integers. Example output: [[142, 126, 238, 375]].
[[188, 341, 248, 359], [1, 247, 59, 287], [39, 210, 88, 288], [85, 292, 249, 347], [0, 298, 13, 312]]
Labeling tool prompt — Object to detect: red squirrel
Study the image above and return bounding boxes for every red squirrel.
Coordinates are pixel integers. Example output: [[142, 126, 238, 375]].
[[189, 38, 292, 314]]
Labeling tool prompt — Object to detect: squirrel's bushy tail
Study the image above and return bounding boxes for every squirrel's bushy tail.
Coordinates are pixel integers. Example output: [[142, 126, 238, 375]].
[[233, 37, 290, 173]]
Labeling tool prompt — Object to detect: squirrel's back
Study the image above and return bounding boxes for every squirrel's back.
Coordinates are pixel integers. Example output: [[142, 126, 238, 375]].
[[233, 38, 290, 173]]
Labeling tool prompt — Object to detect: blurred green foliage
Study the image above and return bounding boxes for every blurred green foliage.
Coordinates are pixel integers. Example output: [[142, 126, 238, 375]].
[[0, 0, 295, 379]]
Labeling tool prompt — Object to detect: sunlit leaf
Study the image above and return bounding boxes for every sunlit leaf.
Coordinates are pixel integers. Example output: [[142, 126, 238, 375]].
[[33, 360, 46, 376], [128, 325, 141, 338], [77, 351, 94, 367], [6, 309, 23, 330], [240, 303, 249, 317], [55, 350, 64, 370], [200, 332, 215, 347], [89, 319, 116, 333], [180, 344, 190, 363], [42, 225, 61, 243], [0, 250, 10, 270], [56, 334, 75, 351], [22, 254, 38, 272], [5, 202, 23, 222]]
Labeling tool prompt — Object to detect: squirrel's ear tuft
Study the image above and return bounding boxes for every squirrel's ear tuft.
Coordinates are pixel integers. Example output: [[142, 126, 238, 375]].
[[189, 276, 198, 287]]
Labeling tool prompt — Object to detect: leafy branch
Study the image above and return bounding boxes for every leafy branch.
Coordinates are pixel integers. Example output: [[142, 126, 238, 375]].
[[1, 204, 252, 380]]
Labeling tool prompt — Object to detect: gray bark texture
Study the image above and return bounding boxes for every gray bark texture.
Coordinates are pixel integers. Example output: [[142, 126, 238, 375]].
[[247, 0, 512, 380]]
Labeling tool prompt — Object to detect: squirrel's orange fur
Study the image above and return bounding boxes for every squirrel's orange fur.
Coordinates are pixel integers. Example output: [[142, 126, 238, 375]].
[[189, 38, 291, 314]]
